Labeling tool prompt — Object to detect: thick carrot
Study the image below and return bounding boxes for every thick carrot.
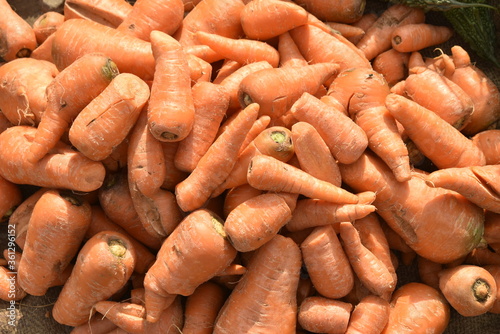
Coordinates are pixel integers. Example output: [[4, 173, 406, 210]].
[[213, 59, 243, 85], [195, 31, 280, 68], [483, 265, 500, 314], [471, 129, 500, 165], [0, 0, 37, 61], [484, 211, 500, 246], [213, 234, 301, 333], [286, 198, 376, 232], [355, 4, 425, 61], [51, 19, 155, 80], [17, 190, 91, 296], [63, 0, 133, 27], [174, 82, 230, 172], [116, 0, 184, 41], [297, 296, 353, 334], [52, 231, 136, 326], [0, 126, 106, 192], [0, 176, 21, 223], [391, 23, 453, 53], [299, 0, 364, 22], [385, 93, 486, 169], [339, 151, 485, 264], [345, 294, 390, 334], [240, 0, 309, 40], [182, 281, 227, 334], [0, 57, 58, 126], [372, 48, 410, 87], [301, 224, 354, 299], [289, 92, 368, 164], [238, 62, 339, 119], [439, 264, 498, 316], [222, 183, 263, 218], [148, 30, 195, 142], [175, 103, 259, 212], [99, 136, 129, 172], [69, 73, 150, 161], [144, 209, 237, 322], [277, 31, 309, 68]]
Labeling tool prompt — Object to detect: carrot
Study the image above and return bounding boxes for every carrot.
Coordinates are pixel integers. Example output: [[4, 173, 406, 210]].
[[222, 183, 263, 218], [483, 265, 500, 314], [338, 151, 485, 264], [0, 0, 37, 61], [240, 0, 309, 40], [63, 0, 133, 28], [286, 199, 376, 232], [417, 256, 443, 290], [297, 296, 353, 334], [391, 23, 454, 53], [144, 209, 237, 322], [182, 281, 227, 334], [32, 11, 64, 44], [372, 48, 410, 87], [116, 0, 184, 41], [349, 12, 378, 45], [328, 68, 411, 182], [238, 62, 339, 119], [175, 103, 259, 212], [471, 129, 500, 165], [182, 0, 202, 11], [465, 247, 500, 266], [174, 82, 230, 172], [161, 141, 189, 191], [213, 59, 243, 84], [446, 45, 500, 135], [187, 54, 213, 85], [69, 73, 150, 161], [355, 4, 425, 61], [425, 165, 500, 214], [174, 0, 245, 46], [345, 294, 390, 334], [51, 230, 136, 326], [238, 115, 272, 154], [439, 264, 498, 316], [0, 57, 58, 126], [0, 176, 21, 223], [289, 92, 368, 164], [213, 234, 301, 333], [301, 224, 355, 299], [0, 126, 106, 192], [184, 44, 224, 64], [30, 32, 54, 62], [382, 282, 450, 334], [100, 137, 129, 172], [0, 250, 26, 302], [277, 31, 309, 68], [484, 211, 500, 246], [195, 31, 280, 68], [70, 315, 118, 334], [295, 0, 364, 23], [17, 190, 91, 296], [0, 112, 13, 134], [51, 19, 155, 80], [385, 93, 486, 169]]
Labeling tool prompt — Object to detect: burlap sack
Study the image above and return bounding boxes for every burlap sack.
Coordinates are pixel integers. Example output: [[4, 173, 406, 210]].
[[1, 0, 499, 333]]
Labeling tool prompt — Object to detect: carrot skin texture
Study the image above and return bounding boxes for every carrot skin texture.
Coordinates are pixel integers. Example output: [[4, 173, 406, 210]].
[[213, 234, 301, 333], [0, 0, 37, 61], [483, 265, 500, 314], [32, 11, 65, 44], [278, 31, 309, 68], [372, 48, 410, 87], [63, 0, 133, 28], [295, 0, 364, 23], [298, 296, 353, 334], [52, 231, 136, 327], [391, 23, 453, 53], [471, 130, 500, 165], [0, 176, 22, 222], [345, 294, 390, 334], [69, 73, 150, 161]]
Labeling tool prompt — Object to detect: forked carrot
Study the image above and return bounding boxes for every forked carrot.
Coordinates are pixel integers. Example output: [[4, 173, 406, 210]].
[[391, 23, 453, 53], [345, 294, 390, 334], [0, 0, 37, 61], [298, 296, 353, 334], [63, 0, 133, 28]]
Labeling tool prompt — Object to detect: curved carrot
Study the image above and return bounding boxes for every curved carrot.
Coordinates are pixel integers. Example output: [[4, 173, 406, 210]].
[[63, 0, 133, 28], [277, 31, 309, 68], [52, 231, 136, 327], [0, 0, 37, 61], [298, 296, 353, 334], [471, 129, 500, 165], [0, 176, 21, 223], [345, 294, 390, 334], [32, 11, 65, 44], [391, 23, 453, 53]]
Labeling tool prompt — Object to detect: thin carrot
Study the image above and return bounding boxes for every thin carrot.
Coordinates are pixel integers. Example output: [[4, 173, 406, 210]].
[[391, 23, 453, 53], [69, 73, 150, 161], [148, 30, 195, 142], [483, 265, 500, 314], [175, 103, 259, 212], [0, 0, 37, 61], [116, 0, 184, 41], [161, 141, 189, 191], [0, 250, 26, 302], [63, 0, 133, 27], [349, 12, 378, 45], [301, 224, 355, 299], [213, 234, 301, 333], [51, 231, 136, 327], [345, 295, 390, 334], [32, 11, 65, 44], [213, 59, 243, 85], [277, 31, 309, 68], [297, 296, 353, 334], [372, 48, 410, 87], [471, 129, 500, 165], [184, 44, 224, 64]]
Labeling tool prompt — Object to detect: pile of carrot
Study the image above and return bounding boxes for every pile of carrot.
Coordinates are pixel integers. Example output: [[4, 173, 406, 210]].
[[1, 0, 500, 333]]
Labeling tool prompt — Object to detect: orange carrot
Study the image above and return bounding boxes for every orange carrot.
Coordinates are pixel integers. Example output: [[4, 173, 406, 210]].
[[32, 11, 64, 44], [30, 32, 54, 62], [0, 176, 21, 223], [289, 92, 368, 164], [187, 54, 213, 85], [326, 22, 366, 40], [0, 112, 12, 134], [63, 0, 133, 27], [238, 115, 272, 154], [349, 11, 378, 45], [345, 294, 390, 334], [0, 250, 26, 302], [213, 234, 301, 333], [161, 141, 189, 191], [100, 137, 129, 172], [385, 93, 486, 169], [471, 129, 500, 165], [69, 73, 150, 161], [240, 0, 309, 40], [301, 224, 355, 299], [17, 190, 91, 296], [339, 151, 485, 264], [222, 183, 263, 218], [372, 48, 410, 87], [465, 247, 500, 266], [116, 0, 184, 41], [175, 103, 259, 212], [184, 44, 224, 64], [70, 315, 118, 334], [439, 264, 498, 316], [148, 30, 195, 142], [483, 265, 500, 314], [355, 4, 425, 61], [484, 211, 500, 246], [295, 0, 364, 23], [52, 231, 136, 326], [382, 282, 450, 333], [0, 0, 37, 61], [277, 31, 309, 68], [417, 256, 443, 290], [286, 199, 376, 232], [298, 296, 353, 334], [144, 209, 237, 321], [0, 57, 58, 126], [174, 82, 230, 172], [0, 126, 106, 192], [51, 19, 155, 80], [391, 23, 453, 53], [212, 59, 243, 85], [195, 31, 280, 68]]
